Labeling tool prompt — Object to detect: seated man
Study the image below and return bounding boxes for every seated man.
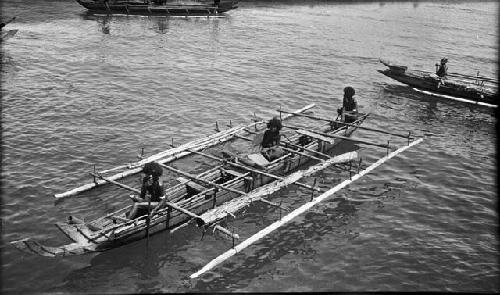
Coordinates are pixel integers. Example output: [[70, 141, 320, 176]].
[[337, 86, 358, 124], [127, 162, 165, 220], [223, 117, 285, 169], [260, 116, 285, 161]]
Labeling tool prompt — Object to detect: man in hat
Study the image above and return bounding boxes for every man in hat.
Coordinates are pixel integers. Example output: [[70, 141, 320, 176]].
[[337, 86, 358, 124], [127, 162, 165, 219], [435, 58, 448, 88], [260, 116, 285, 161]]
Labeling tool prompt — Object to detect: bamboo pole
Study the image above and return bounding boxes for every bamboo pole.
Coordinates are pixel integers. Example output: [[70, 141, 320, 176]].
[[159, 164, 247, 196], [190, 138, 424, 279], [295, 129, 391, 149], [181, 148, 321, 192], [279, 110, 412, 139], [54, 104, 316, 199]]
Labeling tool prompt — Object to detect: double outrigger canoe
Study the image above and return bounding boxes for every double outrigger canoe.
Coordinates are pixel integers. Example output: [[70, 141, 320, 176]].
[[378, 59, 498, 107], [11, 104, 422, 278], [76, 0, 239, 16]]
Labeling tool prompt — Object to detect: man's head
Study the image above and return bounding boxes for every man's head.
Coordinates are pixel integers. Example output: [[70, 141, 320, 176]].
[[267, 116, 282, 132], [344, 86, 355, 98], [142, 162, 163, 179]]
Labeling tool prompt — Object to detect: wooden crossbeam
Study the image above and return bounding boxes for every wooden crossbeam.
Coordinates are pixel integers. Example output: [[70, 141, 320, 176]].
[[159, 163, 247, 196], [183, 148, 322, 192], [279, 109, 412, 139], [295, 129, 391, 149], [89, 172, 140, 194]]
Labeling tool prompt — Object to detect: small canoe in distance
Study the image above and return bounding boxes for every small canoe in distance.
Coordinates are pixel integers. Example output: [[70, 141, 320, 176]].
[[75, 0, 239, 16], [378, 59, 498, 107]]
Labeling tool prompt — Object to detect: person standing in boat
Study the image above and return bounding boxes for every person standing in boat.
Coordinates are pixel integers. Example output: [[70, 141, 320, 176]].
[[434, 57, 448, 88], [127, 162, 165, 219], [260, 116, 284, 161], [337, 86, 358, 124]]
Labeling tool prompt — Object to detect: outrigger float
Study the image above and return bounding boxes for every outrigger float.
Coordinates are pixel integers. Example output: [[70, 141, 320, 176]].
[[378, 59, 498, 108], [75, 0, 239, 16], [11, 104, 422, 278]]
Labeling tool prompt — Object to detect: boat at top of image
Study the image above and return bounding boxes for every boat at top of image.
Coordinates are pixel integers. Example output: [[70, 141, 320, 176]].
[[75, 0, 239, 16], [378, 59, 498, 108], [10, 104, 422, 279]]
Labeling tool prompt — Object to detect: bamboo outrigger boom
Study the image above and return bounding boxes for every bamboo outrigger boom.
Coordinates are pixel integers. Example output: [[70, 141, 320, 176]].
[[279, 109, 413, 139], [190, 138, 424, 279], [54, 104, 316, 200]]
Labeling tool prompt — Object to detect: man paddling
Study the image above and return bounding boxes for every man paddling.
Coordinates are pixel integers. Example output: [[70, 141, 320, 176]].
[[127, 162, 165, 219], [337, 86, 358, 124]]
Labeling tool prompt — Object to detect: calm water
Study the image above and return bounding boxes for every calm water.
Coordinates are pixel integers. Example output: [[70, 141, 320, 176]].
[[1, 0, 498, 293]]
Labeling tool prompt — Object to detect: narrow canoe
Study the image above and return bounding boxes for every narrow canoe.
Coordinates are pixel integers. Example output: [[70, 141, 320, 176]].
[[75, 0, 239, 15], [378, 59, 498, 106]]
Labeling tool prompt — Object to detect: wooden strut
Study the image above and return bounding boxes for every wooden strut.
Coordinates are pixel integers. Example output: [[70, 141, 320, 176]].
[[278, 109, 413, 139], [89, 170, 234, 236], [178, 147, 322, 192], [159, 163, 247, 196], [234, 133, 325, 162], [294, 129, 391, 149], [190, 138, 424, 279]]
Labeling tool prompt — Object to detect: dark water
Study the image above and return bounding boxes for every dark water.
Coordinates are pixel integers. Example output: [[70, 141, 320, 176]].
[[1, 0, 498, 293]]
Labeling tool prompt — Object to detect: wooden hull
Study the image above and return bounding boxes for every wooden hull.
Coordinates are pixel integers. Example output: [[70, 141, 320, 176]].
[[75, 0, 238, 15], [11, 116, 366, 257], [378, 59, 498, 106]]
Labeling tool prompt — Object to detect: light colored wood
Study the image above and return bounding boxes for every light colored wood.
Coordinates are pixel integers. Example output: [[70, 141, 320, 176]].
[[160, 163, 246, 196], [197, 152, 357, 225], [296, 129, 390, 149], [190, 138, 424, 279]]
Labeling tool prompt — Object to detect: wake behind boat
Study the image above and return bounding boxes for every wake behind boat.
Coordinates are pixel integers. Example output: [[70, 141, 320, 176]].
[[11, 104, 422, 278], [378, 59, 498, 107], [76, 0, 239, 16]]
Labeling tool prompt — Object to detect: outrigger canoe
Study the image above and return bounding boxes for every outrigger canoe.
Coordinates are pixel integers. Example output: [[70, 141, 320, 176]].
[[378, 59, 498, 107], [11, 104, 422, 277], [76, 0, 238, 16]]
